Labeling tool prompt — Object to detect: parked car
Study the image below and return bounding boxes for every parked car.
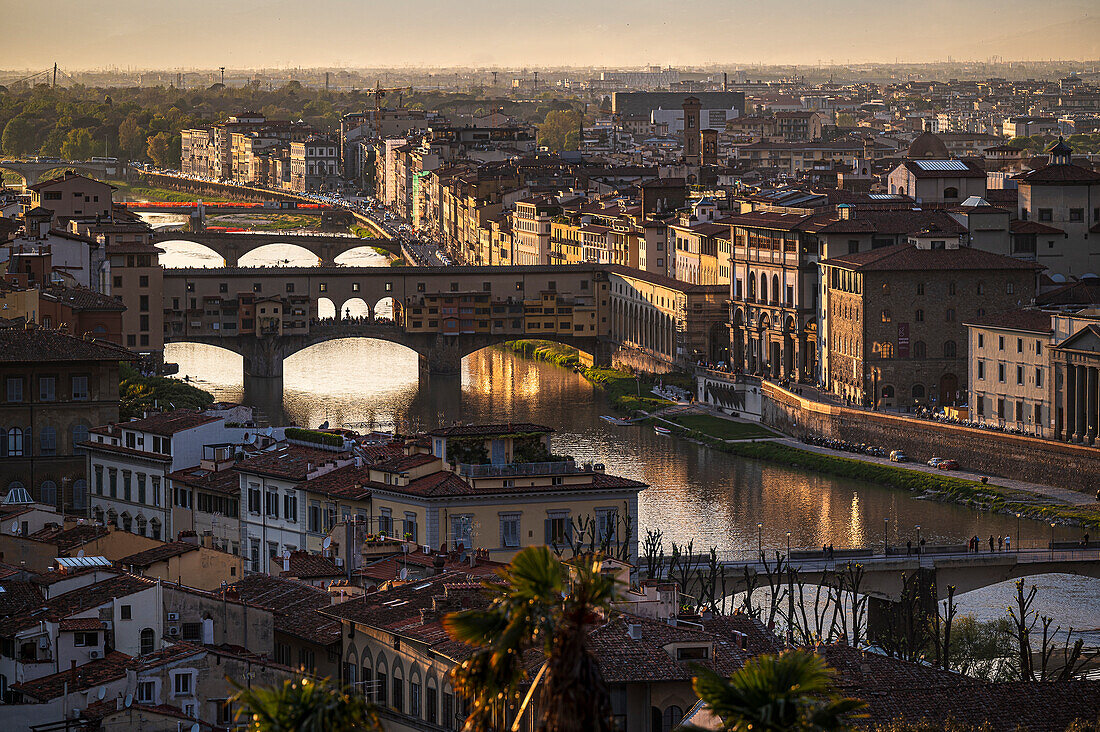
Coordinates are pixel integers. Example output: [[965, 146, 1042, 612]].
[[936, 459, 960, 470], [889, 450, 908, 463], [927, 457, 945, 468]]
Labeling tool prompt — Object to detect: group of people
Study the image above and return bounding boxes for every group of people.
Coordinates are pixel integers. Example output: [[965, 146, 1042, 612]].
[[969, 534, 1011, 552]]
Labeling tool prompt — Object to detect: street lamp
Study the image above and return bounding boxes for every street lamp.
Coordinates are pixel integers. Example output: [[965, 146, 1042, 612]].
[[786, 531, 791, 560], [757, 522, 763, 558], [884, 517, 889, 555], [916, 525, 921, 555], [1015, 513, 1021, 553], [1050, 522, 1056, 558]]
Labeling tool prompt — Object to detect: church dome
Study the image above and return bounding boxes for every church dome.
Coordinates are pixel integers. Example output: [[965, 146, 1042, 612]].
[[907, 131, 950, 158]]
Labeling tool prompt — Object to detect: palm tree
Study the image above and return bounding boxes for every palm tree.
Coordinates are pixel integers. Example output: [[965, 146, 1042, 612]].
[[232, 676, 382, 732], [687, 649, 866, 732], [442, 545, 617, 732]]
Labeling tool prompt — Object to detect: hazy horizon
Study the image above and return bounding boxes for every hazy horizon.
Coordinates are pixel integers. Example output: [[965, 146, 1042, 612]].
[[1, 0, 1098, 71]]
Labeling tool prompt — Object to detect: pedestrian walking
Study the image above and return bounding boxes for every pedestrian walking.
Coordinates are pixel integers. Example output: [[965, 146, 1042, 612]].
[[989, 535, 995, 552], [998, 536, 1004, 551], [1005, 535, 1011, 551], [907, 539, 912, 556], [919, 537, 925, 554]]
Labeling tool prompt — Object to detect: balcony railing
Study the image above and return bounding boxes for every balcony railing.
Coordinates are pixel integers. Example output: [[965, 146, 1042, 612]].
[[457, 460, 603, 478]]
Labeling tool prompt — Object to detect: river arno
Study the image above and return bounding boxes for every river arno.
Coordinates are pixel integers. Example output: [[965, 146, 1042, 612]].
[[155, 235, 1100, 642]]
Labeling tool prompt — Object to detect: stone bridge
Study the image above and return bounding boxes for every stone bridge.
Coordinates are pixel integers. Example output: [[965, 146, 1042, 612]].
[[0, 158, 122, 187], [161, 264, 616, 376], [662, 546, 1100, 643], [167, 321, 611, 377], [152, 231, 399, 266]]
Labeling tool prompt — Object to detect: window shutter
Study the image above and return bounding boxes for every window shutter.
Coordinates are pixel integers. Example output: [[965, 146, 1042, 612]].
[[544, 519, 552, 545]]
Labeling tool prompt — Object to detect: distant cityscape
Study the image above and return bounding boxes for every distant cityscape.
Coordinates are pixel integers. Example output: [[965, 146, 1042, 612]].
[[1, 54, 1100, 732]]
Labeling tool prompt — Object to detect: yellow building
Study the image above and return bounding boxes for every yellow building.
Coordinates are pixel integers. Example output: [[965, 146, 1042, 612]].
[[365, 424, 645, 563], [0, 283, 39, 323]]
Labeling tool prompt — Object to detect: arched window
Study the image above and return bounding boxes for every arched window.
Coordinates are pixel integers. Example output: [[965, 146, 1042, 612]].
[[881, 309, 892, 323], [771, 274, 779, 303], [7, 427, 27, 457], [136, 515, 147, 536], [72, 423, 89, 447], [912, 384, 926, 399], [140, 628, 155, 655], [748, 273, 757, 300], [106, 509, 118, 528], [759, 274, 768, 304], [150, 517, 161, 540], [915, 308, 924, 322], [122, 512, 132, 533], [943, 186, 958, 199], [882, 385, 895, 400], [39, 481, 57, 507], [40, 426, 57, 456], [663, 706, 685, 732], [944, 340, 957, 358], [72, 479, 87, 510], [913, 340, 927, 358], [93, 506, 105, 524], [878, 342, 894, 358]]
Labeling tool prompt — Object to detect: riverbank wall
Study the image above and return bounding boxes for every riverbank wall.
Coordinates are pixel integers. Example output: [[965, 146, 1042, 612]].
[[611, 345, 680, 375], [759, 382, 1100, 492]]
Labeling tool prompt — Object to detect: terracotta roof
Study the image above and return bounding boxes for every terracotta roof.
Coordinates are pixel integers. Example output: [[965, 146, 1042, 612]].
[[371, 469, 647, 499], [116, 540, 199, 568], [963, 309, 1052, 334], [606, 264, 729, 294], [26, 171, 112, 192], [1017, 163, 1100, 185], [279, 550, 343, 579], [1037, 277, 1100, 307], [40, 574, 155, 622], [372, 453, 439, 473], [166, 464, 241, 496], [587, 614, 750, 684], [235, 443, 353, 481], [816, 210, 967, 236], [41, 285, 126, 312], [119, 410, 222, 436], [0, 579, 44, 618], [823, 243, 1041, 272], [58, 617, 107, 631], [0, 327, 134, 363], [1010, 220, 1065, 235], [294, 463, 372, 500], [427, 423, 553, 438], [221, 574, 341, 646], [11, 651, 133, 701], [899, 159, 986, 179], [28, 522, 109, 551]]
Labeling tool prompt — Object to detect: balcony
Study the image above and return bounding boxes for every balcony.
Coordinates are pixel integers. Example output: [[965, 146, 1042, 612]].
[[456, 460, 604, 478]]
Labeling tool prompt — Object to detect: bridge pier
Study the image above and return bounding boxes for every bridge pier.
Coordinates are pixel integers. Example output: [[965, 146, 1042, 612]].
[[421, 335, 465, 376], [240, 337, 287, 379], [866, 567, 937, 648]]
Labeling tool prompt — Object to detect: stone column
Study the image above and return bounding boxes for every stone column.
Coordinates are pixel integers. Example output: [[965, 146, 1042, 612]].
[[1088, 366, 1099, 445], [1064, 363, 1076, 441], [1075, 363, 1088, 442]]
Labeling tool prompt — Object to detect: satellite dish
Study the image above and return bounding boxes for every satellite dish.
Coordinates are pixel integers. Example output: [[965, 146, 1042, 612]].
[[124, 694, 133, 708], [10, 522, 17, 533], [322, 537, 332, 550], [77, 549, 85, 558], [97, 686, 106, 700], [399, 567, 408, 580]]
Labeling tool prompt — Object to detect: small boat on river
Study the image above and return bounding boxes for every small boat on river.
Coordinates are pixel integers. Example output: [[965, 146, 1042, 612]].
[[654, 425, 672, 435]]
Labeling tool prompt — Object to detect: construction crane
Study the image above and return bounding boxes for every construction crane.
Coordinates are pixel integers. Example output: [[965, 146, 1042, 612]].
[[367, 81, 413, 138]]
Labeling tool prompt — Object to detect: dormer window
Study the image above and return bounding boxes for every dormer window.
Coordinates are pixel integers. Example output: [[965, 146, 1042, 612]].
[[676, 646, 710, 661]]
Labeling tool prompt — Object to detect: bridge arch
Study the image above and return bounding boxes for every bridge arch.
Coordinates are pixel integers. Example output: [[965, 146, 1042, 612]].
[[237, 242, 322, 267], [154, 239, 227, 268], [340, 298, 371, 320], [317, 297, 337, 320], [333, 245, 391, 266], [373, 296, 397, 322]]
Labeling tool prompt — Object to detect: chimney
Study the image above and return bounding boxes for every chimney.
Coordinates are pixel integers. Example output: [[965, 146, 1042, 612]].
[[283, 556, 290, 572]]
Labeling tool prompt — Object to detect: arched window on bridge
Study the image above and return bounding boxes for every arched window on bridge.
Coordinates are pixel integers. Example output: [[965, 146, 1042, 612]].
[[341, 298, 371, 321], [317, 297, 336, 321], [374, 297, 397, 322]]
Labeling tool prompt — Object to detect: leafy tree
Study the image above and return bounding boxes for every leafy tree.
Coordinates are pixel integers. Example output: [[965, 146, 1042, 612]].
[[232, 676, 381, 732], [443, 546, 617, 732], [119, 363, 213, 419], [687, 649, 866, 732], [537, 109, 583, 152], [118, 114, 148, 161], [146, 130, 178, 168], [2, 115, 36, 155], [60, 128, 96, 159]]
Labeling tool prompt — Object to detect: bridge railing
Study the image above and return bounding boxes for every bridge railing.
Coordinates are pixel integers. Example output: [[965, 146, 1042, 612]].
[[658, 544, 1100, 569]]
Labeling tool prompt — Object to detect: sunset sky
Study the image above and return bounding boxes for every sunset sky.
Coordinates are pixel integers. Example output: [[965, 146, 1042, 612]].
[[1, 0, 1097, 70]]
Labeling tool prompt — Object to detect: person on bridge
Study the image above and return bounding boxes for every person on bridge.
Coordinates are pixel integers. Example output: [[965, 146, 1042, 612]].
[[906, 539, 912, 555], [919, 537, 925, 554], [998, 536, 1004, 551], [1005, 535, 1011, 551], [989, 535, 995, 552]]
